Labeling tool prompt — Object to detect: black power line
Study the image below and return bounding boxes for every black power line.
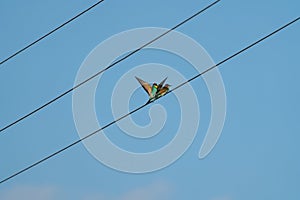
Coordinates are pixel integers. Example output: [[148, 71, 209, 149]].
[[0, 16, 298, 185], [0, 0, 221, 133], [0, 0, 105, 65], [171, 17, 300, 92]]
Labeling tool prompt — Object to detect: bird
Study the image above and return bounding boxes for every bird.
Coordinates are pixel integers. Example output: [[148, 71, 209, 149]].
[[135, 76, 170, 103]]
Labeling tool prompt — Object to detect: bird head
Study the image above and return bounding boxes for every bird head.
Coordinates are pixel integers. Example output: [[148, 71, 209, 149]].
[[164, 84, 171, 88], [153, 83, 158, 88]]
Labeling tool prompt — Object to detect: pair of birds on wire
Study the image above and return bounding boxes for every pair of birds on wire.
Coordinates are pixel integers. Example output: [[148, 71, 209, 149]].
[[135, 76, 171, 103]]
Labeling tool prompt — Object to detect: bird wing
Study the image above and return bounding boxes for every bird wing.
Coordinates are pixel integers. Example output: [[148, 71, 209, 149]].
[[157, 77, 167, 91], [135, 76, 152, 96], [155, 87, 168, 98]]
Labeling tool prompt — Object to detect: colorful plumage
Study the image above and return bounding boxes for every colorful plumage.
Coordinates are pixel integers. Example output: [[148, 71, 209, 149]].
[[157, 77, 167, 91], [135, 76, 170, 102], [155, 84, 171, 99], [135, 77, 158, 100]]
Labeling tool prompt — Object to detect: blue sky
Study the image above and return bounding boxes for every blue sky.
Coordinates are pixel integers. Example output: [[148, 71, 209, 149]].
[[0, 0, 299, 199]]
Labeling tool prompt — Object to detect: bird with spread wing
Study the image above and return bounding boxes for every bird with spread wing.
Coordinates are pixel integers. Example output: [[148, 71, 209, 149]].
[[135, 76, 171, 103]]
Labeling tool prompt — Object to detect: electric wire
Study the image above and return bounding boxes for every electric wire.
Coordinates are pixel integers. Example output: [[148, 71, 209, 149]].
[[0, 16, 298, 185], [0, 0, 221, 133], [0, 0, 105, 65]]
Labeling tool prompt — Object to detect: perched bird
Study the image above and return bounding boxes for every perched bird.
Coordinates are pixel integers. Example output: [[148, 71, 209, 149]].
[[135, 77, 158, 102], [155, 84, 171, 99], [135, 76, 170, 102]]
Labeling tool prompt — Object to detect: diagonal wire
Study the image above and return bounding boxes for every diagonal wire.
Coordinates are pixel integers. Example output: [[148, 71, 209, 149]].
[[0, 0, 105, 65], [0, 0, 221, 133], [171, 17, 300, 93], [0, 16, 298, 185]]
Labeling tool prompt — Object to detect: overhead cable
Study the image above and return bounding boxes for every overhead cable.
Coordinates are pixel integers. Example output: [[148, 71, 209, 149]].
[[0, 16, 298, 185], [0, 0, 105, 65], [0, 0, 221, 133]]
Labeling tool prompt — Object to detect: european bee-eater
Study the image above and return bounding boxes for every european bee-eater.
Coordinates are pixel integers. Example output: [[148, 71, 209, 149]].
[[135, 76, 170, 102]]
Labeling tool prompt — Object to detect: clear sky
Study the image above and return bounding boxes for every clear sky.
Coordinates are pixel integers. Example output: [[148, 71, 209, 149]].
[[0, 0, 299, 199]]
